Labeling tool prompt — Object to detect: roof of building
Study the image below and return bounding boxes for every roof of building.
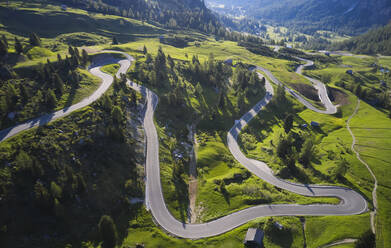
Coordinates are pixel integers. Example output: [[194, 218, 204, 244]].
[[244, 228, 264, 245], [311, 121, 320, 126]]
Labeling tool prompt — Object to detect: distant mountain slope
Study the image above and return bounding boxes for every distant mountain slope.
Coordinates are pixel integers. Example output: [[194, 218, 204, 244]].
[[206, 0, 391, 35], [331, 23, 391, 55], [54, 0, 223, 35]]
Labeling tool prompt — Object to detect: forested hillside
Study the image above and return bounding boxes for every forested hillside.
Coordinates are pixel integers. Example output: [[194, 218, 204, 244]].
[[331, 23, 391, 55], [207, 0, 391, 35], [53, 0, 225, 36]]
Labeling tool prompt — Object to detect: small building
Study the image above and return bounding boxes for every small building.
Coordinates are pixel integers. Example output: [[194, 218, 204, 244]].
[[244, 228, 264, 248], [302, 123, 308, 128], [346, 70, 353, 75], [224, 58, 233, 66], [311, 121, 320, 127], [325, 52, 330, 56], [61, 4, 67, 11]]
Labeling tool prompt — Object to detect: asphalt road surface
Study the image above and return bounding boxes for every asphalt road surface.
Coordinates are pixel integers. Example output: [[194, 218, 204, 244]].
[[0, 51, 132, 142], [140, 57, 366, 238], [0, 51, 367, 239]]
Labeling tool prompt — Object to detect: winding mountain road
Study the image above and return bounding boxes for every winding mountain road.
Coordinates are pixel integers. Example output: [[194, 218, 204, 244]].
[[139, 53, 366, 238], [0, 51, 132, 142], [0, 51, 368, 240]]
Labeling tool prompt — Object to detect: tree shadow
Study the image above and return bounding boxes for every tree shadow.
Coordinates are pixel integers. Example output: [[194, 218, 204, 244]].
[[222, 190, 231, 205], [65, 85, 78, 107], [173, 178, 189, 224], [267, 228, 293, 248]]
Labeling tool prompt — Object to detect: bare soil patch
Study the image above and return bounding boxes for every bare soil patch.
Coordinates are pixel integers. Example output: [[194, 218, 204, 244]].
[[291, 83, 320, 101], [327, 86, 350, 106]]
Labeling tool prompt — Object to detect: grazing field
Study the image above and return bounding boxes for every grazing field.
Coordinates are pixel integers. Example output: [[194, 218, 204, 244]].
[[195, 131, 339, 222], [349, 100, 391, 247], [1, 1, 390, 247], [305, 214, 370, 248]]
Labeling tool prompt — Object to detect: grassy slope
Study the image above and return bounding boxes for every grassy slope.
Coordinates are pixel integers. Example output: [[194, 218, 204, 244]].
[[101, 64, 120, 76], [349, 101, 391, 247], [117, 40, 383, 246], [305, 214, 370, 248], [1, 2, 389, 246], [0, 65, 102, 130], [0, 1, 164, 68], [238, 73, 375, 247], [112, 38, 312, 87], [299, 54, 391, 247], [304, 55, 387, 95], [196, 131, 339, 222], [56, 68, 101, 108], [114, 38, 329, 110]]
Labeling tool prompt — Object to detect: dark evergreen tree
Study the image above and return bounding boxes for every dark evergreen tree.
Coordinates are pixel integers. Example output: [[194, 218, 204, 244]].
[[29, 33, 41, 47], [111, 106, 123, 124], [1, 35, 8, 48], [57, 53, 62, 63], [82, 49, 89, 66], [98, 215, 118, 248], [68, 46, 75, 57], [112, 36, 119, 45], [283, 114, 294, 133], [45, 89, 57, 109], [15, 37, 23, 55], [0, 40, 7, 58], [102, 95, 113, 112], [53, 73, 64, 96], [299, 138, 314, 166], [143, 45, 147, 55]]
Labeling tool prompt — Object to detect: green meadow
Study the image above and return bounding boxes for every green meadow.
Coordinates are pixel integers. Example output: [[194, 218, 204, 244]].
[[0, 1, 390, 247]]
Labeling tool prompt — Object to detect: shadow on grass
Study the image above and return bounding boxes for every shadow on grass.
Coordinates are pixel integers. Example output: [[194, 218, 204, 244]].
[[266, 228, 293, 248], [222, 191, 231, 205]]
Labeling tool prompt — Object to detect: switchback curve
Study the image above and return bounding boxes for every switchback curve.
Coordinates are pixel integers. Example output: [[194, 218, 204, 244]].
[[0, 51, 368, 240]]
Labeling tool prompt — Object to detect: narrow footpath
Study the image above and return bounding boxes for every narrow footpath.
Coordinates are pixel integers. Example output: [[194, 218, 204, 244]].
[[347, 99, 378, 234]]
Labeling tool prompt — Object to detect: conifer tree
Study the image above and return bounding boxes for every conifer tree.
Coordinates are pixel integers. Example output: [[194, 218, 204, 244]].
[[53, 73, 64, 96], [98, 215, 118, 248], [143, 45, 147, 54], [112, 36, 119, 45], [45, 89, 57, 109], [0, 40, 7, 57], [1, 35, 8, 51], [82, 49, 89, 66], [29, 33, 41, 47], [15, 37, 23, 55]]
